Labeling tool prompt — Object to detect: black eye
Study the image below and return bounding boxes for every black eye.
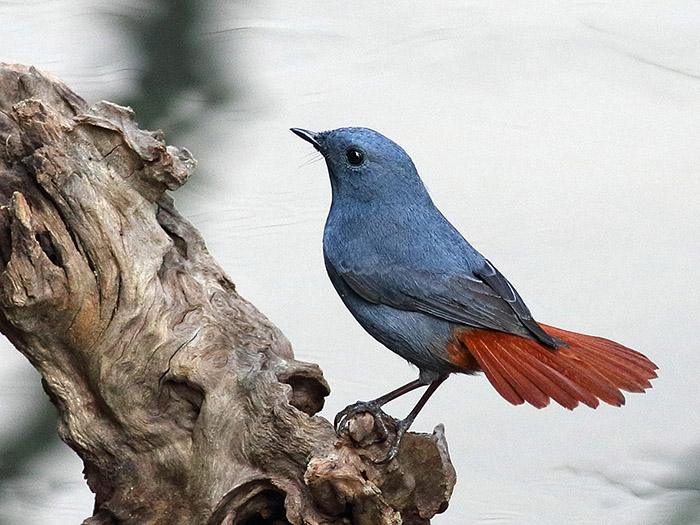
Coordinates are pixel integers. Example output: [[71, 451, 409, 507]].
[[346, 148, 365, 166]]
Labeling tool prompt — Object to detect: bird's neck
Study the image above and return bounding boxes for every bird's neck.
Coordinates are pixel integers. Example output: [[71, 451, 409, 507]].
[[329, 181, 434, 209], [324, 192, 441, 246]]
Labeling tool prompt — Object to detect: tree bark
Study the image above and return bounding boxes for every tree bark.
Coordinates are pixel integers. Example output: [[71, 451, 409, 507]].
[[0, 63, 455, 525]]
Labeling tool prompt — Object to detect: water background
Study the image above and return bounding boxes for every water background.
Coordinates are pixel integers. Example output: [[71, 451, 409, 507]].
[[1, 1, 699, 523]]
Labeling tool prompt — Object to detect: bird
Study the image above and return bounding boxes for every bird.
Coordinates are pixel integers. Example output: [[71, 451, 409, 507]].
[[291, 126, 658, 463]]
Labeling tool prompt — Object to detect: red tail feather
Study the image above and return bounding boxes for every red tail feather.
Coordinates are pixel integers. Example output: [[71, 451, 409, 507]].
[[449, 325, 657, 409]]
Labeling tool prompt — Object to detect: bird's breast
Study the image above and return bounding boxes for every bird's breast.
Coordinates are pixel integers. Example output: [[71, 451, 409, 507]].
[[325, 204, 426, 261]]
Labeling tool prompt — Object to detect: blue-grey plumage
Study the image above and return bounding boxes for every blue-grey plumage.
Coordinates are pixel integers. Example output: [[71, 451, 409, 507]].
[[291, 126, 657, 463]]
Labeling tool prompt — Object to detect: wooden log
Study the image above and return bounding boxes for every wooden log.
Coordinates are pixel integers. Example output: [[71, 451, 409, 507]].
[[0, 63, 455, 525]]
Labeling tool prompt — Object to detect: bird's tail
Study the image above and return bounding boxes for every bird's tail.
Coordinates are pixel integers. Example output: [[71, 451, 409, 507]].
[[452, 325, 658, 409]]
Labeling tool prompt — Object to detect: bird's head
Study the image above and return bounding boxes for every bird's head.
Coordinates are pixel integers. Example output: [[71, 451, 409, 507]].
[[291, 126, 431, 205]]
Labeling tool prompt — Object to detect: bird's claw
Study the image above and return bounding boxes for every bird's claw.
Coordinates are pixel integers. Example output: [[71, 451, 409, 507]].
[[334, 400, 393, 441], [373, 418, 411, 464], [335, 401, 412, 464]]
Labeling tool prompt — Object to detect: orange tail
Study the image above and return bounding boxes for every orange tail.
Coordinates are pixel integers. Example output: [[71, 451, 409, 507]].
[[451, 325, 658, 409]]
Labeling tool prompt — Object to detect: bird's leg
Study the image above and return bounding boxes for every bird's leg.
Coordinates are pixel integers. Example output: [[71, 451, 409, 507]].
[[334, 378, 425, 439], [375, 374, 449, 464]]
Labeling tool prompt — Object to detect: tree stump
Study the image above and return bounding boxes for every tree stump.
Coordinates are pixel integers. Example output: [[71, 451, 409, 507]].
[[0, 63, 455, 524]]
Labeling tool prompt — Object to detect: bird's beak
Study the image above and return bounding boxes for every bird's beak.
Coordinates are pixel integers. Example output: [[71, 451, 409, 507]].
[[290, 128, 323, 151]]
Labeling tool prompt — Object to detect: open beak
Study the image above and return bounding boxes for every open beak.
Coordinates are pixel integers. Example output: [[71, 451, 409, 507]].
[[290, 128, 323, 151]]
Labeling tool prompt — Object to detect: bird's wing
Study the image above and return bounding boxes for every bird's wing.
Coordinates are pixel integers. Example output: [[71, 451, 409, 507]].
[[335, 258, 563, 346]]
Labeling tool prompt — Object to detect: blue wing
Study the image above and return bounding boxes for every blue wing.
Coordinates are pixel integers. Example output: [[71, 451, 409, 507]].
[[329, 256, 564, 348]]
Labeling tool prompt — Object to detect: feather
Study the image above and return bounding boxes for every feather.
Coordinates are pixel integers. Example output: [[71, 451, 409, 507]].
[[450, 325, 657, 409]]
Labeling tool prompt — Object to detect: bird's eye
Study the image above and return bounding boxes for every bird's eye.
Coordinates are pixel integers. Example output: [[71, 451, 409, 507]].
[[346, 148, 365, 166]]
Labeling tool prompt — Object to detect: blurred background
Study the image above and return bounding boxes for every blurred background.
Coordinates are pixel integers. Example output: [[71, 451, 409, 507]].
[[1, 1, 699, 523]]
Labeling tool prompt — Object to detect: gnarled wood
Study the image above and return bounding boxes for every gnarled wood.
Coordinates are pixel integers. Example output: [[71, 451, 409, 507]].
[[0, 63, 455, 524]]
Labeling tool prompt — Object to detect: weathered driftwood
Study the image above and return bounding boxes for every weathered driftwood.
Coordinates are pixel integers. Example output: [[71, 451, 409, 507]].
[[0, 64, 455, 524]]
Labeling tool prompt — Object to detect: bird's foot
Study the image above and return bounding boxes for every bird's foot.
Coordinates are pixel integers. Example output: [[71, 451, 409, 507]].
[[374, 417, 411, 464], [334, 400, 395, 442], [335, 401, 412, 463]]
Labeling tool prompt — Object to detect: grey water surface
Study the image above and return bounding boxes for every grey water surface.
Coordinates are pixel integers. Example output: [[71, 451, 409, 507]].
[[1, 1, 699, 523]]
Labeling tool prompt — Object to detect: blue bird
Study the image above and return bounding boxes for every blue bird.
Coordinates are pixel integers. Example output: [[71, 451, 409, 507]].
[[291, 126, 657, 462]]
